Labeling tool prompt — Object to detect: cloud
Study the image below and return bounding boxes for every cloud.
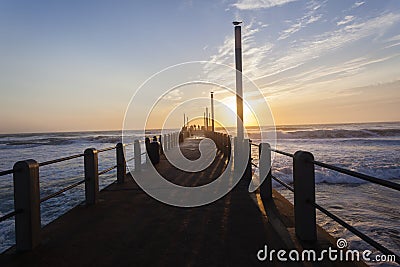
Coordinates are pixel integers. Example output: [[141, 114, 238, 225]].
[[337, 15, 355, 26], [353, 1, 365, 8], [165, 89, 183, 102], [260, 12, 400, 80], [278, 1, 325, 40], [232, 0, 298, 10], [207, 22, 274, 80]]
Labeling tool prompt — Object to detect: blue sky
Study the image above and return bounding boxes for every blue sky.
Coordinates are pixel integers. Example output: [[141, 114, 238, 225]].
[[0, 0, 399, 133]]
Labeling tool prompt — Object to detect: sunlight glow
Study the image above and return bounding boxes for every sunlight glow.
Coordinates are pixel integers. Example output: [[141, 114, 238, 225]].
[[220, 96, 259, 127]]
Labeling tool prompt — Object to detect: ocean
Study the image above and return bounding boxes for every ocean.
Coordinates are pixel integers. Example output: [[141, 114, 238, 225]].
[[0, 122, 399, 265]]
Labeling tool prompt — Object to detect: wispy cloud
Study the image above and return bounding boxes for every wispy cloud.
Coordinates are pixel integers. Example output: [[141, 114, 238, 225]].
[[232, 0, 298, 10], [165, 89, 183, 102], [353, 1, 365, 8], [337, 15, 355, 26], [259, 12, 400, 81], [207, 2, 400, 101], [278, 0, 325, 40]]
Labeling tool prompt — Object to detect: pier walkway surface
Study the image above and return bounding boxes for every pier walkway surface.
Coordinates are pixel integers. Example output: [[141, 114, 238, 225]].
[[1, 137, 364, 267]]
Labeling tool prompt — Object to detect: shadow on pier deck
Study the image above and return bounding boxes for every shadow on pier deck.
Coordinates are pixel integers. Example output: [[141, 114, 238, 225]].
[[1, 136, 365, 267]]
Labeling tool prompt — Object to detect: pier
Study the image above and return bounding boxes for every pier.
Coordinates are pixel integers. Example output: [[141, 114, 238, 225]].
[[2, 130, 398, 266]]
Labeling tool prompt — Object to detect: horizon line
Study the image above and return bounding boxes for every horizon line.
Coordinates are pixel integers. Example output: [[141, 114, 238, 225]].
[[1, 120, 399, 135]]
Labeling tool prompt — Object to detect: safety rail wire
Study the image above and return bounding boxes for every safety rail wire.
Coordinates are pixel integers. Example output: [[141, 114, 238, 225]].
[[309, 159, 400, 191], [97, 146, 116, 153], [98, 165, 118, 176], [310, 201, 400, 263], [250, 161, 294, 192], [271, 175, 294, 192], [0, 169, 14, 177], [40, 179, 85, 203], [251, 143, 295, 157], [38, 153, 84, 167], [0, 209, 22, 223], [270, 148, 294, 158], [126, 156, 135, 162]]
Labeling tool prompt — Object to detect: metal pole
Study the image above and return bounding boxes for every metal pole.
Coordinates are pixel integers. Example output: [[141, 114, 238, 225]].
[[211, 92, 215, 132], [234, 22, 244, 142], [203, 112, 206, 130], [205, 107, 209, 131]]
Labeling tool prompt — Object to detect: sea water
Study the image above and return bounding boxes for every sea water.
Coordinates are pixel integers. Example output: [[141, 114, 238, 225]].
[[0, 122, 399, 265]]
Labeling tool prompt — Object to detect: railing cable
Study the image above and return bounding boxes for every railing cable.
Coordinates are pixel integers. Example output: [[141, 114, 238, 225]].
[[39, 153, 84, 167], [0, 209, 22, 223], [310, 201, 400, 263], [98, 165, 118, 176], [40, 179, 85, 203], [0, 169, 14, 177], [310, 159, 400, 191], [97, 146, 116, 153], [271, 175, 294, 192]]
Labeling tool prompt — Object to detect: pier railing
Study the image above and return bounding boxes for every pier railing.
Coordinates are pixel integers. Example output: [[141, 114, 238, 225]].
[[250, 142, 400, 263], [0, 131, 181, 252]]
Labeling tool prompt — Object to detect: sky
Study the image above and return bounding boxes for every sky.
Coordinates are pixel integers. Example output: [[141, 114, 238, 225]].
[[0, 0, 399, 133]]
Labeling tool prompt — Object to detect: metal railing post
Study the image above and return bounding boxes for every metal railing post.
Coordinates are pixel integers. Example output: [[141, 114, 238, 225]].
[[13, 160, 41, 251], [293, 151, 316, 241], [116, 143, 126, 184], [259, 143, 272, 200], [84, 148, 99, 205], [134, 140, 141, 172]]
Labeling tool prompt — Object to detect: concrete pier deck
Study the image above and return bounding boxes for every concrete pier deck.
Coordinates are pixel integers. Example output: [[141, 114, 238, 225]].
[[0, 137, 365, 267]]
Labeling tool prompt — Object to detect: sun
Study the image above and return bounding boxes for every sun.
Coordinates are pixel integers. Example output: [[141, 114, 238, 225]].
[[219, 96, 258, 127]]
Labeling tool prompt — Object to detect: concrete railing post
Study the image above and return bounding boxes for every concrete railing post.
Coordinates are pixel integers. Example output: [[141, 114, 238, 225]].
[[227, 135, 231, 159], [116, 143, 126, 184], [293, 151, 316, 242], [84, 148, 99, 205], [259, 143, 272, 200], [160, 135, 164, 155], [13, 160, 41, 252], [134, 140, 141, 172]]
